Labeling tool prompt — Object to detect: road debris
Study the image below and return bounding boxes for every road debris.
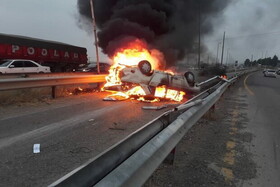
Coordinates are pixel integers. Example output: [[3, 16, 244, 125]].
[[103, 94, 128, 101], [103, 97, 117, 101], [33, 144, 40, 154], [109, 122, 126, 130], [142, 105, 167, 110]]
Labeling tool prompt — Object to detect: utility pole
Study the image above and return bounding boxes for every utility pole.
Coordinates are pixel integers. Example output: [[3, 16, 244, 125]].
[[226, 48, 229, 65], [90, 0, 100, 73], [216, 42, 221, 64], [221, 31, 226, 65], [198, 1, 201, 69], [229, 54, 232, 64]]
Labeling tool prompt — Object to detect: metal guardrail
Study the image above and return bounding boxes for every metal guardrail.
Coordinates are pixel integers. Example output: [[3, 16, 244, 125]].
[[0, 74, 106, 91], [96, 78, 237, 187], [0, 69, 247, 92], [0, 72, 98, 79], [49, 75, 241, 187]]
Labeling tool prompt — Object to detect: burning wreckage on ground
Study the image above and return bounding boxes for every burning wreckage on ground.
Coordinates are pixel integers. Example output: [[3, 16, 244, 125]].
[[102, 41, 201, 102], [103, 60, 200, 102]]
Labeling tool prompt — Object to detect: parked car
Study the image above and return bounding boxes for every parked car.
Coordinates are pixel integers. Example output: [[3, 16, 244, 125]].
[[76, 62, 111, 73], [263, 69, 277, 78], [0, 59, 51, 74]]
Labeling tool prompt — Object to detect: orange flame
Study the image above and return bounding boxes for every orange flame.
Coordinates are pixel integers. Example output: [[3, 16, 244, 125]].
[[113, 39, 161, 69], [155, 86, 185, 102], [104, 39, 162, 88], [220, 75, 227, 79], [103, 39, 185, 102]]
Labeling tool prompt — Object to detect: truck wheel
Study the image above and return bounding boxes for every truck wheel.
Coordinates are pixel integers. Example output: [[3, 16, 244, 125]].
[[138, 60, 153, 76], [184, 71, 195, 86]]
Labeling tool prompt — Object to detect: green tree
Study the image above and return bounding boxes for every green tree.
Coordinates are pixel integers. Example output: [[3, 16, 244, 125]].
[[244, 59, 251, 67], [252, 60, 257, 66], [271, 55, 279, 67]]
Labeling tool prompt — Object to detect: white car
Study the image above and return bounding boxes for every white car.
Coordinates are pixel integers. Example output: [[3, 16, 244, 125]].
[[0, 59, 50, 74], [105, 60, 200, 95], [263, 69, 277, 78]]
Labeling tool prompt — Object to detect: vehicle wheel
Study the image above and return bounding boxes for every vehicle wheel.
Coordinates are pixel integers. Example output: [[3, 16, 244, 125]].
[[138, 60, 153, 76], [184, 71, 195, 86], [39, 71, 44, 74]]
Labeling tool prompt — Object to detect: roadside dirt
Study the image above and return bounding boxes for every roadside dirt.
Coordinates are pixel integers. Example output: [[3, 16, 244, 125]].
[[145, 83, 257, 187]]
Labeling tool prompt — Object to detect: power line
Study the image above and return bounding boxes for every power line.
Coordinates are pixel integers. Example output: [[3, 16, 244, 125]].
[[226, 31, 280, 40], [203, 30, 280, 43]]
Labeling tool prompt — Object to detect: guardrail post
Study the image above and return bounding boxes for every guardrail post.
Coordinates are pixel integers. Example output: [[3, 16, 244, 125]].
[[163, 147, 176, 165], [204, 103, 216, 120], [52, 86, 56, 99], [211, 104, 216, 112]]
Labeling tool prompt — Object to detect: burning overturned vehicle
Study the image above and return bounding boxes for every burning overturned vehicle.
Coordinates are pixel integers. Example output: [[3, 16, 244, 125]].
[[102, 40, 200, 102], [103, 60, 200, 102]]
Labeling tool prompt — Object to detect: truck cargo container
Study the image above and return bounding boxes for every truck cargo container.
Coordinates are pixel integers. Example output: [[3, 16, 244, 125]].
[[0, 33, 88, 72]]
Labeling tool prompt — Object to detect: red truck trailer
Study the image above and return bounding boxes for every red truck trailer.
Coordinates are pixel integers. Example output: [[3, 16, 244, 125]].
[[0, 33, 88, 72]]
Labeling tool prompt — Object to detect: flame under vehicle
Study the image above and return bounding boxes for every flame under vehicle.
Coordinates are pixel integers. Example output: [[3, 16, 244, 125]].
[[104, 60, 200, 98]]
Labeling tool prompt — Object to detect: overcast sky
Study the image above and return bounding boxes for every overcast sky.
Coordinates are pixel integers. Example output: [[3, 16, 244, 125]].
[[1, 0, 280, 65], [0, 0, 109, 63], [205, 0, 280, 65]]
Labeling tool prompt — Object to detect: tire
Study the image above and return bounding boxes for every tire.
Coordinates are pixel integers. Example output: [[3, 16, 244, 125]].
[[39, 71, 44, 74], [184, 71, 195, 86], [138, 60, 153, 76]]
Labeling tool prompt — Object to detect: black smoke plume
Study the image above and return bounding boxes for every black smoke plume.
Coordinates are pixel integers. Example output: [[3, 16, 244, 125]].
[[77, 0, 232, 67]]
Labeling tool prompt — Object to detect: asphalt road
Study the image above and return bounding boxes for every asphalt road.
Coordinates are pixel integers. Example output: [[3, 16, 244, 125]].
[[0, 92, 179, 187], [242, 71, 280, 186]]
